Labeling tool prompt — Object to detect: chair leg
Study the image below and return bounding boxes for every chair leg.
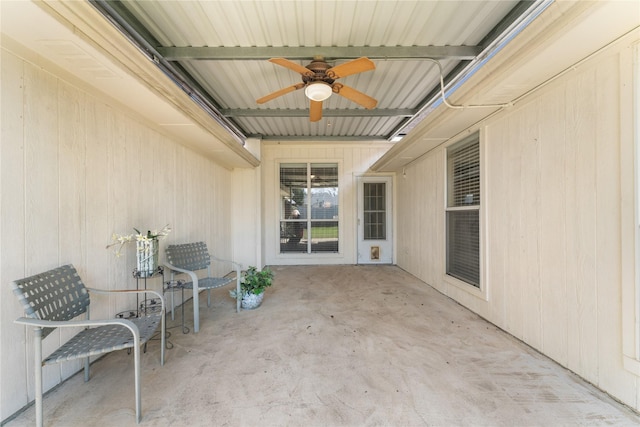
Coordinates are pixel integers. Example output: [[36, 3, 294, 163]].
[[207, 289, 211, 307], [34, 328, 43, 427], [160, 305, 166, 366], [236, 275, 241, 313], [134, 343, 141, 423], [193, 288, 200, 333], [170, 288, 175, 321], [84, 356, 90, 382], [169, 273, 176, 321]]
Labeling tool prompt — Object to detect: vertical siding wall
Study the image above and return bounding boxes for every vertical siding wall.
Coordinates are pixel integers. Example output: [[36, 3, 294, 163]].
[[1, 48, 235, 420], [261, 142, 393, 265], [396, 42, 639, 409]]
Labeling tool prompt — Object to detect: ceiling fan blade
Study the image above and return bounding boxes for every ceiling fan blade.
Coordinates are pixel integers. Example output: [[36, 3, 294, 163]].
[[269, 58, 312, 76], [310, 100, 323, 122], [334, 84, 378, 109], [327, 57, 375, 79], [257, 83, 305, 104]]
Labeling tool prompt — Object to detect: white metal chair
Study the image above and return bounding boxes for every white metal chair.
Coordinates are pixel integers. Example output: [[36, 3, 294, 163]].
[[164, 242, 241, 333], [12, 264, 165, 426]]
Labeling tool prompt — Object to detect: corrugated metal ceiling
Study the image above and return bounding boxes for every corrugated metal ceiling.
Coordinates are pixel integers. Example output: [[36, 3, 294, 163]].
[[90, 0, 539, 142]]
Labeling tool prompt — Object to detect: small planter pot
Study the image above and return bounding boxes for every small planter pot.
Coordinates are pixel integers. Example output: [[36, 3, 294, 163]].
[[241, 291, 264, 310]]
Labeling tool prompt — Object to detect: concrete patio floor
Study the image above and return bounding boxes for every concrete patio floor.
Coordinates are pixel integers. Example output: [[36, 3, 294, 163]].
[[6, 265, 640, 426]]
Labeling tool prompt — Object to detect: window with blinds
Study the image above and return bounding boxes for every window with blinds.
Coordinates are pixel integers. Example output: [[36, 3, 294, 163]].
[[279, 163, 339, 254], [446, 134, 480, 287]]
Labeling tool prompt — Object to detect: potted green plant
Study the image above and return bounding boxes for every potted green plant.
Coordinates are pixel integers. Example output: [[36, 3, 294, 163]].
[[230, 266, 274, 309]]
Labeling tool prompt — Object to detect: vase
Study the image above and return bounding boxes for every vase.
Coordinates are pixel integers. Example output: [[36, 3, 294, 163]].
[[136, 238, 159, 277], [241, 291, 264, 309]]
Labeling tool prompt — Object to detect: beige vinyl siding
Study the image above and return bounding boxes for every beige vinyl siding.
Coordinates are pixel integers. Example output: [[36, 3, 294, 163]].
[[395, 38, 639, 409], [0, 46, 235, 419]]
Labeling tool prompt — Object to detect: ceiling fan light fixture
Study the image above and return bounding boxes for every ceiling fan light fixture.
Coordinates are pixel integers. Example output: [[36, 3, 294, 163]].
[[305, 82, 332, 101]]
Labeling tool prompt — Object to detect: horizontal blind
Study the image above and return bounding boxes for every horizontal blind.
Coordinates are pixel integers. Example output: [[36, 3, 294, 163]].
[[446, 133, 480, 288], [448, 138, 480, 207], [446, 210, 480, 286], [280, 163, 339, 254]]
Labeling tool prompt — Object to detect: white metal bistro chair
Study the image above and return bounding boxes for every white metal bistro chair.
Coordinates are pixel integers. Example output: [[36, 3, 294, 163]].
[[12, 264, 165, 426], [164, 242, 241, 333]]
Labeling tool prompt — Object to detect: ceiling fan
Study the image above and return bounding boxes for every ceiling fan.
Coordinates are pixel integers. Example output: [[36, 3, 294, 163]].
[[256, 56, 378, 122]]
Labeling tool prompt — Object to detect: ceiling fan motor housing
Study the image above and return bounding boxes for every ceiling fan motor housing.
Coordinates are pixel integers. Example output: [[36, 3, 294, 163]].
[[303, 59, 336, 85]]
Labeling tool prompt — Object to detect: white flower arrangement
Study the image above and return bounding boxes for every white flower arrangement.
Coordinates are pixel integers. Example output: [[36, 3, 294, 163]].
[[106, 225, 171, 257]]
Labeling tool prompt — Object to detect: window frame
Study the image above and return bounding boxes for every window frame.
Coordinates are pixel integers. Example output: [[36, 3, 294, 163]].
[[277, 161, 341, 256], [363, 181, 387, 241], [443, 130, 488, 300]]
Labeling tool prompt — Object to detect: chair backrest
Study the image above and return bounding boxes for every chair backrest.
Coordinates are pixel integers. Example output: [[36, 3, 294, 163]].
[[11, 264, 90, 339], [165, 241, 211, 272]]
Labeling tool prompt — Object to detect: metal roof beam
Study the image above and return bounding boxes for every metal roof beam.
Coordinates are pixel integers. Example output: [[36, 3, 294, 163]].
[[253, 134, 390, 142], [157, 46, 481, 61], [221, 108, 418, 118]]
